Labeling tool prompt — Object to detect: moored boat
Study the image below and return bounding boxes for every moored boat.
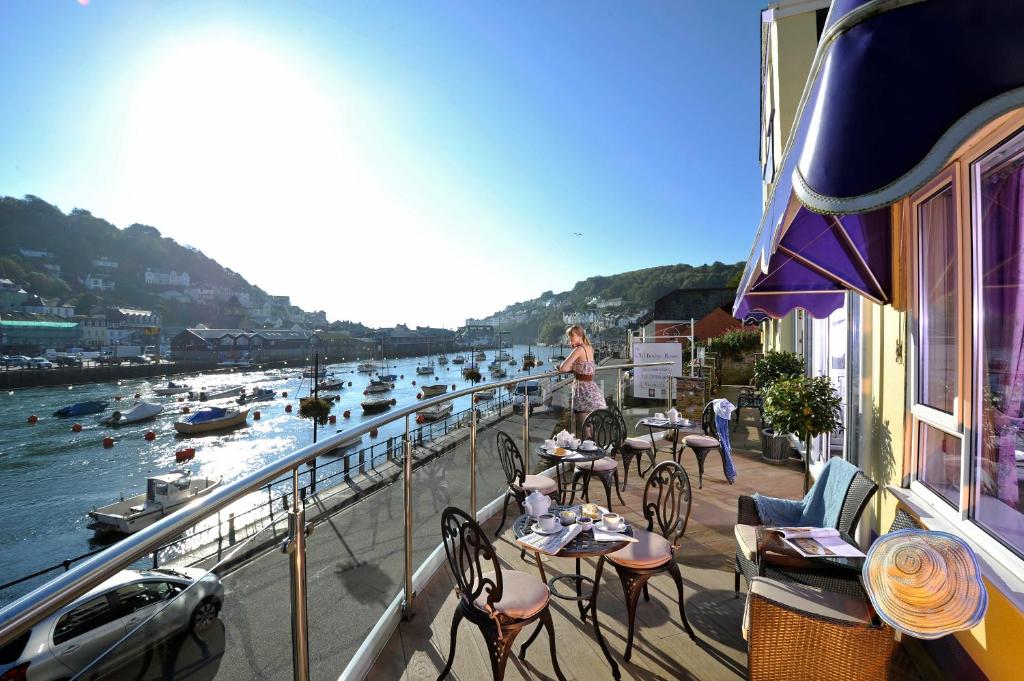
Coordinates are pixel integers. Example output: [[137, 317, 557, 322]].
[[452, 356, 465, 365], [420, 384, 448, 397], [317, 379, 344, 391], [436, 355, 449, 365], [88, 470, 220, 535], [474, 351, 487, 361], [417, 402, 453, 421], [475, 389, 495, 400], [102, 401, 162, 426], [53, 400, 108, 418], [189, 385, 243, 401], [174, 406, 249, 434], [357, 361, 377, 373], [365, 380, 391, 394], [302, 367, 327, 379], [238, 387, 275, 403], [153, 381, 192, 396], [361, 396, 392, 414]]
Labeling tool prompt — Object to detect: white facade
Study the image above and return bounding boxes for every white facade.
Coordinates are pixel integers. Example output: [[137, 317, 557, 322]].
[[80, 274, 115, 292], [144, 269, 191, 287]]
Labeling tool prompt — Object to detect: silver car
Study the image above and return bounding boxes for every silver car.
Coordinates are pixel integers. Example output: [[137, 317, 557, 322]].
[[0, 567, 223, 681]]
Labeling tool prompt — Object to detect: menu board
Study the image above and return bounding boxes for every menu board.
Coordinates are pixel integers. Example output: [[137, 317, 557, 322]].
[[631, 342, 683, 399]]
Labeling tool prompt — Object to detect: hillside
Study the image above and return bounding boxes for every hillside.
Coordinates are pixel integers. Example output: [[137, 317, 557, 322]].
[[482, 261, 745, 343], [0, 194, 312, 327]]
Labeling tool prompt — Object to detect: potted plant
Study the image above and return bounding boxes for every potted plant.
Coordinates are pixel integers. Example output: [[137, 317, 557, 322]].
[[762, 374, 843, 492], [752, 351, 806, 464], [298, 396, 334, 425]]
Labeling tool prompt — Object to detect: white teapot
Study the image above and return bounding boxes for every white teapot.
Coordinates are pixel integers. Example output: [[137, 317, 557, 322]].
[[524, 489, 551, 518], [667, 407, 680, 423]]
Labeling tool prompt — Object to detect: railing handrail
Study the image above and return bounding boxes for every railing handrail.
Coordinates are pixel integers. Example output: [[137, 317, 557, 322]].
[[0, 360, 663, 646]]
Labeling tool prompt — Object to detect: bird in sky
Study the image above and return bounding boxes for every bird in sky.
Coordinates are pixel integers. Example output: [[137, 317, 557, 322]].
[[572, 231, 583, 236]]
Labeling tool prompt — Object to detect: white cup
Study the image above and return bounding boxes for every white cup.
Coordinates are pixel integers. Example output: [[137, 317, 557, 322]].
[[654, 413, 665, 420], [544, 439, 556, 451], [602, 513, 623, 530], [538, 514, 559, 532], [582, 439, 596, 450]]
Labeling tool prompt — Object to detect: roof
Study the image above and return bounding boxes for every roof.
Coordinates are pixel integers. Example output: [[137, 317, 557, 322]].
[[0, 319, 78, 329], [115, 308, 155, 316], [181, 327, 311, 341]]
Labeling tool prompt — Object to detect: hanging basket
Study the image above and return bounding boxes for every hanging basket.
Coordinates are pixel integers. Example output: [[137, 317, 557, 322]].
[[299, 397, 333, 425]]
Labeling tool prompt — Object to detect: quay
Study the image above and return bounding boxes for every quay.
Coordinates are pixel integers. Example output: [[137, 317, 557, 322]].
[[0, 359, 297, 391]]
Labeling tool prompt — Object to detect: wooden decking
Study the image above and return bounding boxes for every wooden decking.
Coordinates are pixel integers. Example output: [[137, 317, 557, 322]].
[[366, 408, 805, 680]]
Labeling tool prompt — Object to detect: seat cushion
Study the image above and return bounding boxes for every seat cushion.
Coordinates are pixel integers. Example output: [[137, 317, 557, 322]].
[[624, 435, 656, 450], [576, 456, 618, 472], [608, 530, 673, 568], [683, 434, 719, 448], [734, 524, 759, 561], [742, 576, 872, 640], [520, 474, 556, 495], [475, 570, 549, 619]]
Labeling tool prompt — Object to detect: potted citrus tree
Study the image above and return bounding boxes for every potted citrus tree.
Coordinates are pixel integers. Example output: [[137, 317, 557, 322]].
[[753, 351, 805, 464], [762, 374, 843, 492]]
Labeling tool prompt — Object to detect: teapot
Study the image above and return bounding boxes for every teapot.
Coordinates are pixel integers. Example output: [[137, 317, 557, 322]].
[[524, 489, 551, 518], [667, 407, 680, 423]]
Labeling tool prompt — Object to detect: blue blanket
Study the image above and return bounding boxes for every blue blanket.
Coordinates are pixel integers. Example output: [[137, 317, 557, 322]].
[[714, 413, 737, 483], [753, 457, 858, 528]]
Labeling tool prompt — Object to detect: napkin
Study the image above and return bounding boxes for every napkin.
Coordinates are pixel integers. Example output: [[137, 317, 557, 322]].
[[517, 524, 583, 555], [593, 527, 639, 543]]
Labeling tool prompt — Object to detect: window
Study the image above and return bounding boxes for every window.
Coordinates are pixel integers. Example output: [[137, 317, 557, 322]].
[[918, 422, 961, 508], [53, 596, 118, 645], [972, 129, 1024, 557], [917, 184, 958, 414], [115, 581, 172, 614]]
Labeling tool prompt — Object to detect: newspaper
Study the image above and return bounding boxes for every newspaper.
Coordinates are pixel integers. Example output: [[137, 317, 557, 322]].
[[767, 526, 865, 558], [517, 523, 583, 555]]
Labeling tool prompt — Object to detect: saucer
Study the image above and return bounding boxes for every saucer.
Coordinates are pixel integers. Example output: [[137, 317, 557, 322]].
[[578, 443, 599, 452], [597, 520, 628, 533], [531, 523, 562, 536]]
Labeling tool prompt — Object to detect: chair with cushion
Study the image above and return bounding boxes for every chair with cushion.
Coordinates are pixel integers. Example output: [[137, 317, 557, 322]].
[[733, 468, 880, 597], [494, 431, 557, 538], [438, 507, 567, 681], [681, 401, 730, 488], [571, 409, 626, 510], [607, 461, 696, 661], [608, 404, 662, 490]]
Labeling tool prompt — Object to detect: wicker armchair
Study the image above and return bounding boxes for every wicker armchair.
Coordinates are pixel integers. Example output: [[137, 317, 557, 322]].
[[734, 470, 878, 597]]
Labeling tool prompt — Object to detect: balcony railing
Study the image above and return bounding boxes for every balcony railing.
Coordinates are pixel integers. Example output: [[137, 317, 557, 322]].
[[0, 360, 666, 681]]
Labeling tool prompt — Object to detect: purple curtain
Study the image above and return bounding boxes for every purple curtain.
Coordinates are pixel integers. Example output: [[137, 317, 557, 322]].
[[982, 164, 1024, 507]]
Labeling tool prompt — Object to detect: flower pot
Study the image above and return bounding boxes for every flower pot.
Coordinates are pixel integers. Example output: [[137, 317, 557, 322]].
[[760, 428, 792, 464]]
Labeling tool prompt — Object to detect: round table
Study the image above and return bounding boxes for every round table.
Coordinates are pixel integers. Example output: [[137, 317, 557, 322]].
[[535, 445, 606, 505], [637, 417, 700, 467], [514, 507, 634, 679]]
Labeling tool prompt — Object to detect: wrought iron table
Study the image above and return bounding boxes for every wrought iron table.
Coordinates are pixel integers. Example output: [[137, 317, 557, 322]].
[[535, 445, 606, 504], [514, 507, 634, 679], [637, 417, 701, 466]]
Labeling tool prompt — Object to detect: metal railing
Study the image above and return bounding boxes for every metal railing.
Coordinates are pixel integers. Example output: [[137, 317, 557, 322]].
[[0, 360, 667, 681]]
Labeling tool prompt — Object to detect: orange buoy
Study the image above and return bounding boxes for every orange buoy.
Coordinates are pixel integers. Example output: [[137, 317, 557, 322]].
[[285, 404, 293, 413], [182, 406, 191, 413], [253, 410, 261, 420], [102, 437, 115, 448], [144, 431, 156, 441], [363, 390, 368, 396], [417, 393, 423, 399], [329, 414, 337, 424], [71, 422, 82, 432], [177, 397, 185, 402], [343, 410, 351, 418], [370, 427, 379, 437], [282, 391, 288, 397], [175, 448, 195, 462], [389, 398, 397, 405], [416, 415, 425, 424], [27, 414, 38, 424]]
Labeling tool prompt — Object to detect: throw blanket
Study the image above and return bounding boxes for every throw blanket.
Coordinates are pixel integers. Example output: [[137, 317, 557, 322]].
[[753, 456, 859, 528], [712, 399, 737, 483]]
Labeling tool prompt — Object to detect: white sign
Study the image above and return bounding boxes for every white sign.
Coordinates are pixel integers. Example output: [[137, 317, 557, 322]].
[[632, 342, 683, 399]]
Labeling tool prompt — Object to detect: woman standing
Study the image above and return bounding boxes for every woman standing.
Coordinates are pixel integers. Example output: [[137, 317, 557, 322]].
[[559, 324, 606, 434]]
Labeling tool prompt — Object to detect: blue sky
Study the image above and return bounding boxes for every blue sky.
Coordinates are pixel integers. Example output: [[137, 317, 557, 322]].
[[0, 0, 764, 327]]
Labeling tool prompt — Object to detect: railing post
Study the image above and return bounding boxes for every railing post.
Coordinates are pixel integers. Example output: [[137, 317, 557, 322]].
[[470, 400, 477, 516], [523, 389, 530, 473], [616, 368, 624, 410], [288, 467, 310, 681], [217, 511, 223, 562], [402, 414, 414, 619], [228, 512, 236, 545]]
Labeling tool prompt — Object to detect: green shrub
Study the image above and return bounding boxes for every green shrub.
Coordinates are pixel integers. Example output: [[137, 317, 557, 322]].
[[298, 397, 333, 425], [762, 375, 842, 440], [752, 350, 804, 389], [704, 328, 761, 360]]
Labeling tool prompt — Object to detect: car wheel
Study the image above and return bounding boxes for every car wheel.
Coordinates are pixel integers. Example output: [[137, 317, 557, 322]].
[[189, 598, 220, 631]]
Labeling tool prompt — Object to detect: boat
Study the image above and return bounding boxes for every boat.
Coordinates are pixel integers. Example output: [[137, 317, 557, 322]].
[[365, 380, 391, 394], [174, 406, 249, 434], [189, 386, 243, 401], [475, 389, 495, 400], [416, 364, 434, 375], [361, 396, 392, 414], [317, 379, 345, 391], [88, 470, 220, 535], [357, 361, 377, 373], [417, 402, 453, 421], [474, 351, 487, 361], [436, 355, 449, 365], [420, 384, 448, 398], [495, 350, 512, 362], [153, 382, 192, 396], [302, 367, 327, 379], [509, 358, 517, 365], [513, 379, 551, 413], [374, 338, 398, 382], [102, 401, 162, 426], [490, 364, 508, 378], [321, 434, 365, 458], [452, 355, 466, 365], [238, 387, 275, 403], [53, 400, 108, 418]]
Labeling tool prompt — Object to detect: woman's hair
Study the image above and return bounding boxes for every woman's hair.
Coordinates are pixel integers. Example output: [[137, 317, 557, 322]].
[[565, 324, 592, 348]]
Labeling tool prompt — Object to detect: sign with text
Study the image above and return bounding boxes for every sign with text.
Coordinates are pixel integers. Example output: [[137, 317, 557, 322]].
[[632, 342, 683, 399]]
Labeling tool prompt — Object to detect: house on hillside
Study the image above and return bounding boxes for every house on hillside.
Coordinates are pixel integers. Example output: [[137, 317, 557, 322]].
[[0, 279, 28, 311], [143, 269, 191, 287], [20, 296, 75, 319], [79, 273, 115, 292]]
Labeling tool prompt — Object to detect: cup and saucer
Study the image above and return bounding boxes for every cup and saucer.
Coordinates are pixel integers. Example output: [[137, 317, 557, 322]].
[[532, 513, 562, 536], [578, 439, 599, 452], [597, 513, 628, 533]]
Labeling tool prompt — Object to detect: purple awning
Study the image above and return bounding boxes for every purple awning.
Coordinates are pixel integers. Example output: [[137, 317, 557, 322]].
[[735, 0, 1024, 321]]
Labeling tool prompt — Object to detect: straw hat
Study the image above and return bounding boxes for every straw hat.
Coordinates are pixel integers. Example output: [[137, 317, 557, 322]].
[[863, 530, 987, 639]]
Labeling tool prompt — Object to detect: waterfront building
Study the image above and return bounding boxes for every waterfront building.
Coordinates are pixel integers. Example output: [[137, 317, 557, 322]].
[[72, 314, 109, 349], [170, 327, 312, 361], [734, 2, 1024, 678], [0, 315, 79, 355], [20, 295, 75, 319]]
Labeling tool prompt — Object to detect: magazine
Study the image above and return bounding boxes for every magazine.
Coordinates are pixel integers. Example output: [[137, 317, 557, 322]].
[[766, 526, 866, 559], [517, 524, 583, 556]]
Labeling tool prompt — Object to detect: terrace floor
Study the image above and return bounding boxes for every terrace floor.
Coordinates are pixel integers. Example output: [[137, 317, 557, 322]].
[[366, 404, 804, 680]]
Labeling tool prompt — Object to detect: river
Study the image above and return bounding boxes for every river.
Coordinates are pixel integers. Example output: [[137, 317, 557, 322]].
[[0, 344, 566, 606]]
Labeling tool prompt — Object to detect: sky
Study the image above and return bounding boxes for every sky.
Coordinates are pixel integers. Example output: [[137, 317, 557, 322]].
[[0, 0, 765, 328]]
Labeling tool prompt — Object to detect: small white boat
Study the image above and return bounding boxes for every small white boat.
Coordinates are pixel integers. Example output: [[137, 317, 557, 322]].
[[452, 356, 465, 365], [317, 379, 345, 391], [103, 401, 163, 426], [416, 365, 434, 375], [303, 367, 327, 379], [490, 365, 508, 379], [475, 351, 487, 361], [357, 361, 377, 373], [420, 384, 448, 397], [436, 355, 449, 365], [495, 350, 512, 361], [475, 389, 495, 400], [418, 402, 453, 421], [88, 470, 220, 535], [189, 386, 243, 401], [174, 406, 249, 434], [238, 387, 275, 403], [361, 396, 392, 413], [154, 381, 192, 396]]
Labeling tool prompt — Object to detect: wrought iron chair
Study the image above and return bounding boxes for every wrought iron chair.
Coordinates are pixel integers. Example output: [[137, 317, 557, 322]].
[[607, 460, 696, 661], [571, 409, 626, 510], [494, 431, 558, 538], [733, 469, 879, 597], [733, 386, 764, 432], [439, 507, 567, 681], [680, 401, 730, 488], [608, 404, 659, 490]]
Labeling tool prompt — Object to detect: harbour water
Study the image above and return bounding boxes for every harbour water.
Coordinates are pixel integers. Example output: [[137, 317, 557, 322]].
[[0, 344, 563, 606]]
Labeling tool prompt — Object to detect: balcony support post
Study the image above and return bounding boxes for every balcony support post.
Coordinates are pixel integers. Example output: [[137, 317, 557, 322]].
[[402, 415, 414, 619], [288, 467, 310, 681], [470, 401, 477, 515]]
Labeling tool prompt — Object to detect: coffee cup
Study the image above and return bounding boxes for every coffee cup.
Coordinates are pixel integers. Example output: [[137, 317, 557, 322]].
[[544, 439, 556, 451], [602, 512, 623, 530], [538, 514, 559, 532], [582, 439, 596, 450], [559, 509, 577, 525], [654, 412, 665, 420]]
